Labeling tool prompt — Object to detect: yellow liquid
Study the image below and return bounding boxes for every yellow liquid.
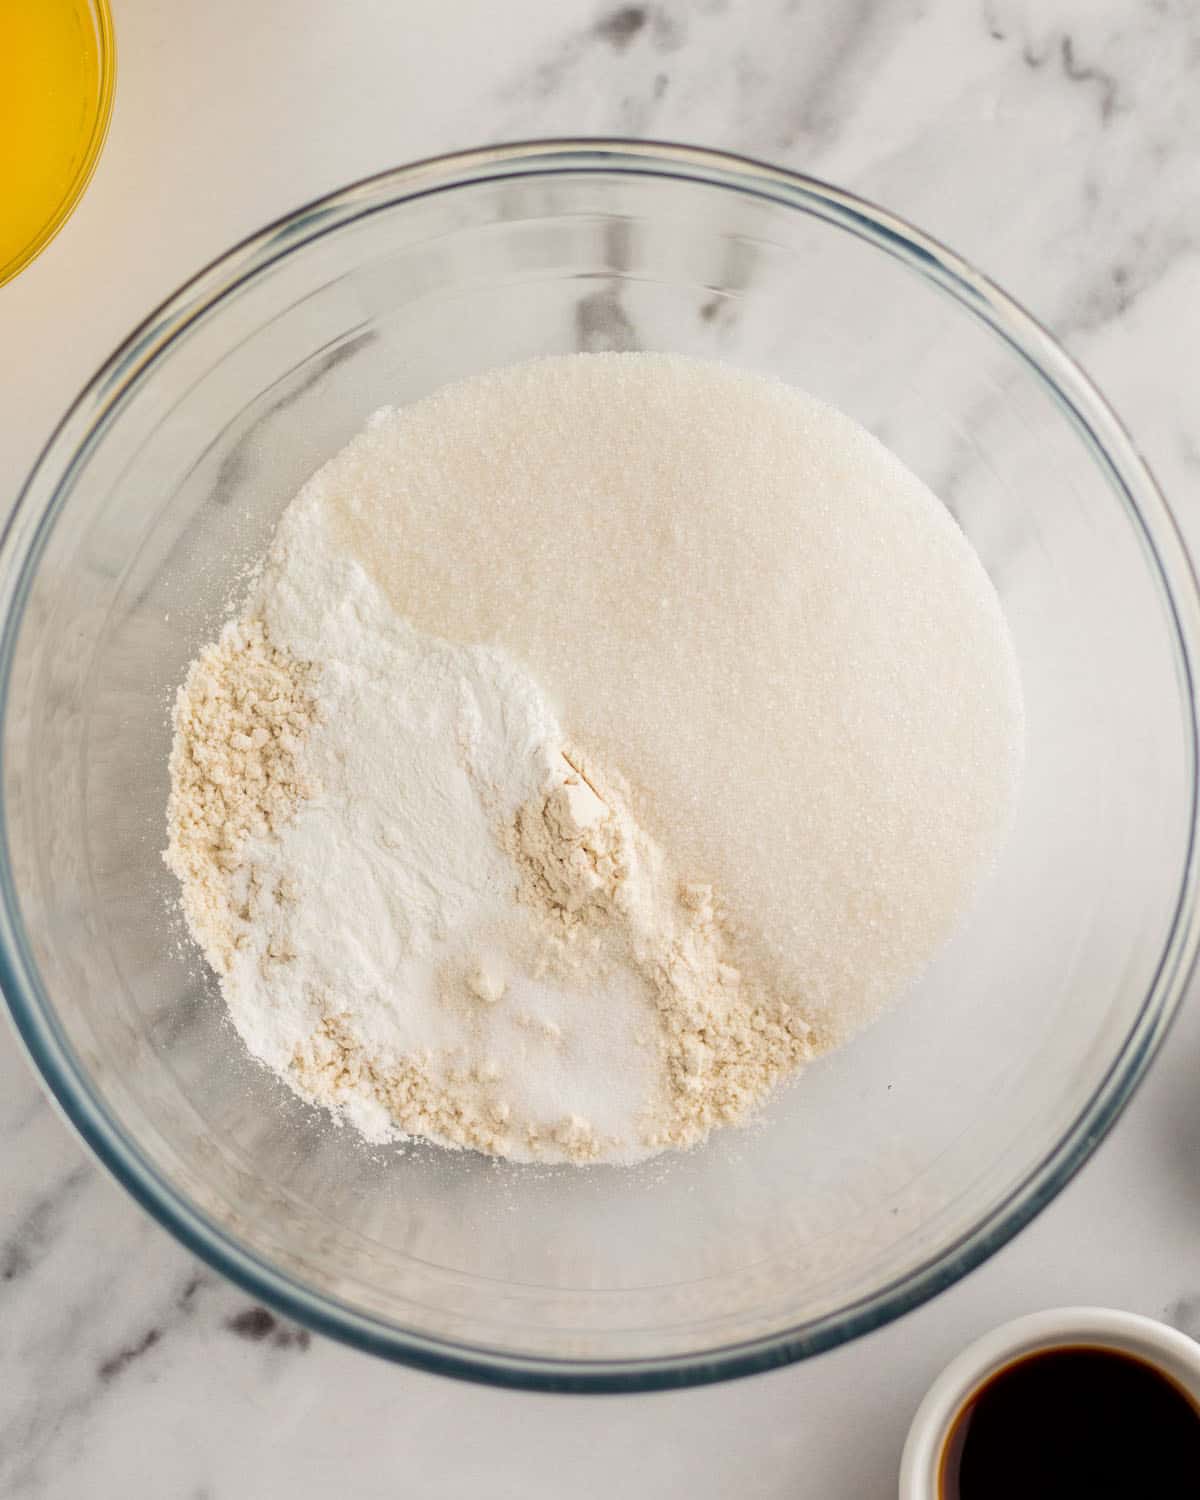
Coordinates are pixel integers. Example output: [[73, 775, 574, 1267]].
[[0, 0, 112, 285]]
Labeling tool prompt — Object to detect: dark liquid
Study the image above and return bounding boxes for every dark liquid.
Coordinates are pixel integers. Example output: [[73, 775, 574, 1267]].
[[940, 1345, 1200, 1499]]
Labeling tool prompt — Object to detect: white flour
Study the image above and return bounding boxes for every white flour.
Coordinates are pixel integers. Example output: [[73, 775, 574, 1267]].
[[171, 498, 667, 1161], [165, 353, 1024, 1165]]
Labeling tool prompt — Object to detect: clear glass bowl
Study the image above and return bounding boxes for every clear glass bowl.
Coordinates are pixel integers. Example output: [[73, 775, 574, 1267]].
[[3, 142, 1198, 1391]]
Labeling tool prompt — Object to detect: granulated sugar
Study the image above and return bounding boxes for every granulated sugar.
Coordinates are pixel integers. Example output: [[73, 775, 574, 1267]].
[[165, 353, 1023, 1163], [326, 354, 1024, 1046]]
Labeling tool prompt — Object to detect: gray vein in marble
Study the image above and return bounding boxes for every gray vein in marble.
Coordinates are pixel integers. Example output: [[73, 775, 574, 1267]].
[[506, 0, 700, 121], [1, 1165, 90, 1285], [981, 0, 1007, 42], [1058, 36, 1120, 122], [527, 4, 662, 99], [0, 1086, 48, 1140], [226, 1305, 312, 1350], [774, 0, 925, 149], [1020, 32, 1120, 123], [594, 3, 686, 54], [694, 233, 758, 339], [575, 283, 639, 349], [1163, 1294, 1200, 1340], [98, 1326, 162, 1383], [2, 1262, 214, 1495], [1059, 233, 1197, 340], [88, 1265, 215, 1385], [0, 1251, 314, 1497], [575, 218, 640, 351], [956, 7, 1200, 353], [594, 4, 649, 49]]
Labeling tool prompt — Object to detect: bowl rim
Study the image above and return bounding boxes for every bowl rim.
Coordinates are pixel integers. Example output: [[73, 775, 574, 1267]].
[[2, 138, 1199, 1393]]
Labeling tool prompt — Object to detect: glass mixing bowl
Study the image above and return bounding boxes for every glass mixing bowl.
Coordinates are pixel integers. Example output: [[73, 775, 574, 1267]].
[[2, 142, 1198, 1391]]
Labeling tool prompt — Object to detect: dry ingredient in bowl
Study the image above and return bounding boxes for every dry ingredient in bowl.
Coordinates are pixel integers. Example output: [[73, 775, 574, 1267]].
[[165, 353, 1023, 1165]]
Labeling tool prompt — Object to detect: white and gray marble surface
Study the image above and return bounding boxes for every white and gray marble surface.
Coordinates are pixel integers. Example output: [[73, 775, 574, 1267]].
[[3, 1, 1200, 1495]]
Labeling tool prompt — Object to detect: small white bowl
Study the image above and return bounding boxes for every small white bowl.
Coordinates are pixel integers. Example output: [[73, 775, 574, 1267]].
[[899, 1307, 1200, 1498]]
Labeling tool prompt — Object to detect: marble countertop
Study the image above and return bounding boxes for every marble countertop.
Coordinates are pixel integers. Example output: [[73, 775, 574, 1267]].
[[4, 1, 1200, 1495]]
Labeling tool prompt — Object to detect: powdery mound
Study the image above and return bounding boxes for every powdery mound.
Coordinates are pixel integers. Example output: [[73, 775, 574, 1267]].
[[165, 353, 1024, 1164]]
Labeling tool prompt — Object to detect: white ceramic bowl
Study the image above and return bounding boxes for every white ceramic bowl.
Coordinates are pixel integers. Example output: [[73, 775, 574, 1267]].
[[899, 1306, 1200, 1498]]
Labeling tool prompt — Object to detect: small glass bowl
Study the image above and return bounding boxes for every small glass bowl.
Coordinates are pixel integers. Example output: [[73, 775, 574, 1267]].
[[0, 0, 116, 287]]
